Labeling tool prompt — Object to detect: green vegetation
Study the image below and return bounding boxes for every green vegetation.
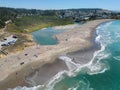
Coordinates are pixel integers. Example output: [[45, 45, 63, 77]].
[[6, 16, 74, 33], [0, 7, 17, 28], [0, 7, 57, 29]]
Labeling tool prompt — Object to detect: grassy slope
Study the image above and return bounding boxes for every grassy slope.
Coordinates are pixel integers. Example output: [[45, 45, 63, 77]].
[[6, 16, 74, 33]]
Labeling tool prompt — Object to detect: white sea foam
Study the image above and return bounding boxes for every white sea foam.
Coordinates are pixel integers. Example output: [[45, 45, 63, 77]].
[[95, 35, 101, 43], [45, 70, 67, 90], [67, 83, 79, 90], [67, 84, 79, 90], [87, 62, 109, 75], [8, 85, 44, 90], [113, 56, 120, 61], [59, 56, 81, 71], [67, 78, 91, 90], [68, 87, 77, 90]]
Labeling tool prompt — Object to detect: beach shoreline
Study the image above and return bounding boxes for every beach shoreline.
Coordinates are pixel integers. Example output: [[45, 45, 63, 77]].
[[0, 19, 113, 90]]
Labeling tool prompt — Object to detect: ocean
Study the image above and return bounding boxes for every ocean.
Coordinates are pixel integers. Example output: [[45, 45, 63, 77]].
[[10, 20, 120, 90]]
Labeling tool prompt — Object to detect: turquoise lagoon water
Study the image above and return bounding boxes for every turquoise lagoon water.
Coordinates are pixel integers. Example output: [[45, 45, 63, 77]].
[[31, 27, 65, 45], [11, 20, 120, 90]]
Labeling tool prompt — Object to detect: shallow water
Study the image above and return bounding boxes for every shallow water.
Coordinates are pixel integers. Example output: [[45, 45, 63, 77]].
[[10, 20, 120, 90], [31, 27, 65, 45]]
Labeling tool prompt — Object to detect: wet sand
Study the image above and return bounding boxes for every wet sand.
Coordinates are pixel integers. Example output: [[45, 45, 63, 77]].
[[25, 59, 68, 86], [0, 19, 113, 90]]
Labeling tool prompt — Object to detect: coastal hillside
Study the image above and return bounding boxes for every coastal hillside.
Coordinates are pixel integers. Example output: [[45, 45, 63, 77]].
[[0, 7, 120, 31]]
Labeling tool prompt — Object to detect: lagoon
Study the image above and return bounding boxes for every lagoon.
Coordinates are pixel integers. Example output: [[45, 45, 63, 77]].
[[31, 27, 65, 45]]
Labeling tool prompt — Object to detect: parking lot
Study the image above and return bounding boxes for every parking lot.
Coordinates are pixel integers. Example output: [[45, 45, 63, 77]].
[[0, 35, 18, 49]]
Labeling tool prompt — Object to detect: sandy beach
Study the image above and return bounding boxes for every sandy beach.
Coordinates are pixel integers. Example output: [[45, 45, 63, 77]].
[[0, 19, 113, 90]]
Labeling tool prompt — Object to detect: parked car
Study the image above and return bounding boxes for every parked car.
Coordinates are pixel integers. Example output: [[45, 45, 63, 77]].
[[4, 38, 7, 40], [12, 35, 17, 38], [1, 43, 9, 46], [8, 41, 15, 45]]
